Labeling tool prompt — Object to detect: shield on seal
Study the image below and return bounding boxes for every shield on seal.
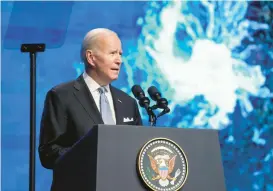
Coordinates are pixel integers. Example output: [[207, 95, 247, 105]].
[[159, 166, 168, 180]]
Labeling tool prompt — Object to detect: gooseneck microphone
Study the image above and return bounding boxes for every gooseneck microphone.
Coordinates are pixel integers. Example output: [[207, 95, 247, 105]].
[[131, 85, 156, 126], [132, 85, 150, 111], [148, 86, 170, 118]]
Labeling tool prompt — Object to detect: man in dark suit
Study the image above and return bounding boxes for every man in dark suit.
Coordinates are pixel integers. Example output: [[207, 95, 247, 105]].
[[39, 28, 143, 169]]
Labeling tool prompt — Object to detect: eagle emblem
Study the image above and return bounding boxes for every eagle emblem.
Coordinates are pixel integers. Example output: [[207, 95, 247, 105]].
[[148, 154, 181, 187], [137, 138, 188, 191]]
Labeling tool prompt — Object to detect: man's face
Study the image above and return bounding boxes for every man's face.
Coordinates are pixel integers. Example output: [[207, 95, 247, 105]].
[[88, 33, 123, 85]]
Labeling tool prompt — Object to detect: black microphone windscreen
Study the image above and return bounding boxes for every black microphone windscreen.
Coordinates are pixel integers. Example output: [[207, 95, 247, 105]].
[[148, 86, 161, 101], [131, 85, 144, 99]]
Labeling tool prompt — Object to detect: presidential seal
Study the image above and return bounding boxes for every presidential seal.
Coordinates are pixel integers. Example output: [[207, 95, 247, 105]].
[[137, 138, 188, 191]]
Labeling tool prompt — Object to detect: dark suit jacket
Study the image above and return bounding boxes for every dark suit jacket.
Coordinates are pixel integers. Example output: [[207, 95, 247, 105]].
[[38, 74, 142, 169]]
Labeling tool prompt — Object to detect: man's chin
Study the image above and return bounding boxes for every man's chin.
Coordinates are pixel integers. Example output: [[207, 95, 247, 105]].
[[111, 74, 119, 80], [106, 75, 119, 84], [111, 77, 118, 82]]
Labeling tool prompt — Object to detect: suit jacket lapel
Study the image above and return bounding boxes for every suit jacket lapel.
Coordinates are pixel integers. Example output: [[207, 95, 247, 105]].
[[73, 75, 104, 125], [110, 85, 123, 125]]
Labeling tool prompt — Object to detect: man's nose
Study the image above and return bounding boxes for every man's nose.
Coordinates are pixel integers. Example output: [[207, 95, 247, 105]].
[[115, 55, 122, 65]]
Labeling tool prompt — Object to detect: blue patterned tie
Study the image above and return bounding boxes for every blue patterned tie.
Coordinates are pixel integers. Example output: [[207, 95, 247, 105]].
[[98, 87, 115, 125]]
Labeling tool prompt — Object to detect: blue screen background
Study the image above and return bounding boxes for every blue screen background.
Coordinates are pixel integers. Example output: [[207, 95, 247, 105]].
[[1, 1, 273, 191]]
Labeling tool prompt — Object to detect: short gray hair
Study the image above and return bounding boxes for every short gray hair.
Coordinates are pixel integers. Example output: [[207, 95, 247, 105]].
[[80, 28, 117, 67]]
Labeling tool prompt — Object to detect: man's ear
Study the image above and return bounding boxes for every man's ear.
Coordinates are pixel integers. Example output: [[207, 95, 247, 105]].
[[86, 50, 96, 68]]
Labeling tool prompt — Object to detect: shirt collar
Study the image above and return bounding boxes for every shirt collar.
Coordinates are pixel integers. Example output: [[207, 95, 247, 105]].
[[83, 71, 110, 93]]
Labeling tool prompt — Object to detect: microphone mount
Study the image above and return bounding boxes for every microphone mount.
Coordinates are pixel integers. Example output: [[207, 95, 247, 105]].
[[150, 103, 170, 118], [137, 97, 157, 126], [131, 85, 157, 126], [148, 86, 170, 119]]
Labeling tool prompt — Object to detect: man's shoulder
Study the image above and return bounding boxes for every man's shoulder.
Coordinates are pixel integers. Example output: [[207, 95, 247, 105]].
[[49, 78, 77, 95]]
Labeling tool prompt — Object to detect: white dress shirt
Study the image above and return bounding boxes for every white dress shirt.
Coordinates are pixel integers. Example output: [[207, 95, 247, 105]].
[[83, 72, 116, 124]]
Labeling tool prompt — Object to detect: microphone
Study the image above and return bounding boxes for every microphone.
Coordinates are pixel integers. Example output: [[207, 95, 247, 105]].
[[148, 86, 170, 117], [131, 85, 156, 126], [132, 85, 151, 111]]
